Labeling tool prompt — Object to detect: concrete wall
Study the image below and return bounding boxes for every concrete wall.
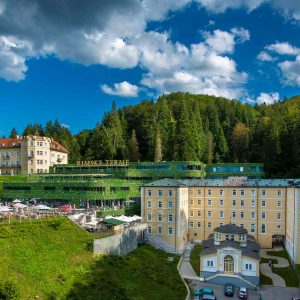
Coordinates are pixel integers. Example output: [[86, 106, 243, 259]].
[[94, 223, 147, 256]]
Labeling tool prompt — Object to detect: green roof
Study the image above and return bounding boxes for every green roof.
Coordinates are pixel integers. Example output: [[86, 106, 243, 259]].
[[104, 218, 124, 225]]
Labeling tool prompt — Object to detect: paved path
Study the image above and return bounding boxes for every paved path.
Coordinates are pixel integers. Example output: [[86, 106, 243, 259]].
[[260, 248, 289, 287], [179, 243, 198, 279]]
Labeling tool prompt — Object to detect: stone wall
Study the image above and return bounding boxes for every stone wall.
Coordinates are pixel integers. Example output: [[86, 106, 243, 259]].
[[93, 223, 147, 256]]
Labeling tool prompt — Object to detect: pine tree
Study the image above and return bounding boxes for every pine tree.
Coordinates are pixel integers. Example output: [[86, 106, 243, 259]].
[[9, 128, 18, 138], [154, 130, 163, 162], [127, 129, 140, 161]]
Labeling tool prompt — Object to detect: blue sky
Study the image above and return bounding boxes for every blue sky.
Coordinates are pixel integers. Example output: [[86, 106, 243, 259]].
[[0, 0, 299, 135]]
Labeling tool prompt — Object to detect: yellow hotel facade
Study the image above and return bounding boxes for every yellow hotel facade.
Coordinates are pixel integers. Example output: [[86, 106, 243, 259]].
[[141, 177, 300, 264]]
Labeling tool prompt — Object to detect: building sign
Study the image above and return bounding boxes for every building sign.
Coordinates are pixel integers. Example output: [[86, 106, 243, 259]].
[[76, 160, 129, 167]]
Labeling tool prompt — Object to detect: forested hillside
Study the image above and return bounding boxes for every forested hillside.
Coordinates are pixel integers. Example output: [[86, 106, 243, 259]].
[[19, 93, 300, 177]]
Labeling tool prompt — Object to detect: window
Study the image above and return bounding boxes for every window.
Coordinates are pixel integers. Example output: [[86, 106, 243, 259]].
[[277, 212, 282, 220], [147, 189, 152, 196], [251, 189, 256, 196], [158, 201, 162, 208], [262, 189, 266, 196], [168, 201, 173, 209], [251, 212, 255, 219], [245, 264, 252, 270], [207, 211, 212, 218], [251, 200, 256, 207], [168, 189, 173, 197], [251, 224, 255, 233], [240, 212, 244, 219], [147, 226, 152, 234], [190, 210, 194, 217], [190, 189, 194, 195], [190, 221, 194, 228], [261, 212, 266, 219], [220, 189, 224, 196], [197, 222, 201, 228], [262, 200, 266, 207], [277, 189, 282, 197], [261, 224, 266, 234], [158, 189, 163, 196], [220, 222, 224, 226], [232, 211, 236, 218], [240, 199, 244, 206], [168, 227, 173, 235], [197, 210, 201, 217], [207, 222, 211, 228], [277, 200, 282, 208], [157, 213, 162, 222], [207, 261, 214, 267], [168, 214, 173, 222], [190, 199, 194, 205], [220, 199, 224, 206], [197, 189, 202, 195], [240, 224, 244, 228], [147, 201, 152, 208], [147, 213, 152, 221], [197, 199, 201, 205], [232, 189, 237, 196], [208, 189, 212, 196], [277, 224, 281, 229], [241, 189, 245, 196], [220, 211, 224, 218], [157, 226, 162, 235], [232, 199, 236, 206], [208, 199, 212, 206]]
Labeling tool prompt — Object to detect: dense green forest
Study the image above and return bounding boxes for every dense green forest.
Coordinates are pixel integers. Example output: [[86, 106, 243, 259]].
[[13, 93, 300, 177]]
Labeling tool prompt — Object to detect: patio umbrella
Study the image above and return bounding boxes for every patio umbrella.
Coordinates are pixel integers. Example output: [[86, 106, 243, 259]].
[[0, 207, 11, 212], [12, 199, 21, 203], [33, 205, 53, 210], [13, 203, 27, 208]]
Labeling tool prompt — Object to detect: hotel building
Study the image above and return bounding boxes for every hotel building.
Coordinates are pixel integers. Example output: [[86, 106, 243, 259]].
[[141, 177, 300, 264], [0, 135, 68, 175]]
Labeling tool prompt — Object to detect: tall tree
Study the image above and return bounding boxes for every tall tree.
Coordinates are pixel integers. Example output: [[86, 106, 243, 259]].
[[127, 129, 140, 161], [231, 122, 250, 162], [9, 128, 18, 138], [154, 130, 163, 162]]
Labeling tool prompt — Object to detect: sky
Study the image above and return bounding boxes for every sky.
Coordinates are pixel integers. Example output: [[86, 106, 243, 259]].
[[0, 0, 300, 135]]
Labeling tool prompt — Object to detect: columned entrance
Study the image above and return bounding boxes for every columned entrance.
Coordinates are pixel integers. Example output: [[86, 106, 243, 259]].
[[224, 255, 234, 274]]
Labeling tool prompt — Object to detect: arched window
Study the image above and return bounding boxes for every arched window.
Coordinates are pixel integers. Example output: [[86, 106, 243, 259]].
[[224, 255, 234, 273]]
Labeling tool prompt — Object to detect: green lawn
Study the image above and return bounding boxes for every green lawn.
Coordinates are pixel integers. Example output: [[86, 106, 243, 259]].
[[260, 272, 273, 285], [272, 266, 299, 287], [66, 245, 186, 300], [190, 245, 202, 275], [260, 257, 278, 264], [0, 218, 186, 299], [266, 249, 299, 287], [267, 250, 291, 263]]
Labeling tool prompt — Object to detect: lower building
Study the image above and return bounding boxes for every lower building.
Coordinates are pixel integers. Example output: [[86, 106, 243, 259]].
[[200, 224, 259, 288], [141, 177, 300, 264]]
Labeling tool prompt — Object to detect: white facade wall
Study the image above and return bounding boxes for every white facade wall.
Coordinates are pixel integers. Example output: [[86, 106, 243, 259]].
[[202, 256, 217, 272], [241, 258, 257, 277]]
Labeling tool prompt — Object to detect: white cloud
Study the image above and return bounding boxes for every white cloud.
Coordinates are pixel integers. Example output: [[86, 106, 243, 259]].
[[101, 81, 139, 97], [257, 51, 275, 61], [204, 30, 235, 54], [278, 55, 300, 86], [231, 27, 250, 42], [256, 92, 280, 105], [266, 42, 300, 56]]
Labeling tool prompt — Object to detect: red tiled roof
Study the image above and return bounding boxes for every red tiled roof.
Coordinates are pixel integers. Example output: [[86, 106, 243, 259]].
[[0, 138, 22, 148], [0, 137, 68, 153], [50, 140, 68, 153]]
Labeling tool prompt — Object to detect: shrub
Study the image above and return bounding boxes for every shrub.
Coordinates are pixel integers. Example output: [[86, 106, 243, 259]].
[[0, 280, 19, 300]]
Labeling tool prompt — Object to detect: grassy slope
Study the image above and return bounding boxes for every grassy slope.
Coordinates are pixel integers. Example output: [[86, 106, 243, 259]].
[[67, 245, 186, 300], [0, 217, 93, 299], [190, 245, 202, 275], [0, 218, 186, 299]]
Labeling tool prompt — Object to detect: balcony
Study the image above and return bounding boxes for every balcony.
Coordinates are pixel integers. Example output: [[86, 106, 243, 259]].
[[57, 157, 63, 163], [28, 153, 35, 158]]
